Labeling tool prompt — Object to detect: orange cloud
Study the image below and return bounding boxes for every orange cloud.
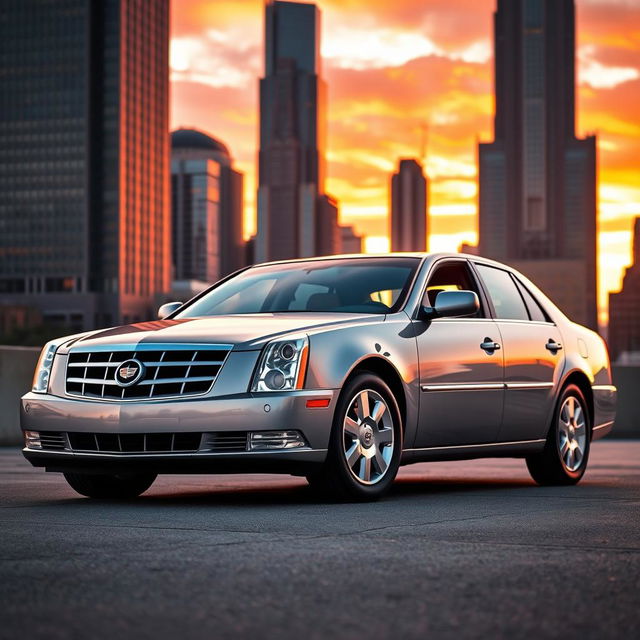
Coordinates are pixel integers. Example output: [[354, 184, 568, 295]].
[[170, 0, 640, 323]]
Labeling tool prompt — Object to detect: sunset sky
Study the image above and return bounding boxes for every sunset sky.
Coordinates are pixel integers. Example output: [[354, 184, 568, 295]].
[[169, 0, 640, 324]]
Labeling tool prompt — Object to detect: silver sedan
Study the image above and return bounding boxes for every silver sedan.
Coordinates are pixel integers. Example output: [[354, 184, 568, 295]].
[[21, 254, 617, 501]]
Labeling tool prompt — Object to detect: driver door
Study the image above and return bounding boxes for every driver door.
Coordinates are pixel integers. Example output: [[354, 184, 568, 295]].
[[413, 259, 504, 448]]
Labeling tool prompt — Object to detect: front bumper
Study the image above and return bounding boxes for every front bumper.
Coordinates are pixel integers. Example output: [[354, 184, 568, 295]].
[[21, 390, 336, 474]]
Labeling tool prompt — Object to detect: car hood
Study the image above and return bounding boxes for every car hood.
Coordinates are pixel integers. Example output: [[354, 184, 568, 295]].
[[59, 313, 383, 353]]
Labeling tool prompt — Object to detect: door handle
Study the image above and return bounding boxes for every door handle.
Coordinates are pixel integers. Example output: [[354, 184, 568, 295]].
[[480, 338, 501, 353], [545, 339, 563, 353]]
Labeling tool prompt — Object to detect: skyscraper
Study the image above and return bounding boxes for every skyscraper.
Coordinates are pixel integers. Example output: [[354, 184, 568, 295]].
[[478, 0, 597, 330], [339, 226, 363, 254], [171, 129, 245, 283], [0, 0, 170, 331], [608, 218, 640, 362], [390, 159, 428, 253], [316, 195, 340, 256], [256, 0, 334, 262]]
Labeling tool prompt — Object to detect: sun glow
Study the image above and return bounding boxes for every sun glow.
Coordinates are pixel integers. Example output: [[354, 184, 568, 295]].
[[170, 0, 640, 323]]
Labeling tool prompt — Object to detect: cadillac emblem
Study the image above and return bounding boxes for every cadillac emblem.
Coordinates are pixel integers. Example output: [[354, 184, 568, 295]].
[[115, 359, 145, 387]]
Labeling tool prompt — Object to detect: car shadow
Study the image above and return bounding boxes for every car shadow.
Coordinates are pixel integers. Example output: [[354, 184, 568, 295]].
[[47, 475, 545, 509]]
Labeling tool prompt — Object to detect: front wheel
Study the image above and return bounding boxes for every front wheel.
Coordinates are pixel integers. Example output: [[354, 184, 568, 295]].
[[63, 472, 157, 499], [306, 373, 402, 501], [526, 384, 591, 486]]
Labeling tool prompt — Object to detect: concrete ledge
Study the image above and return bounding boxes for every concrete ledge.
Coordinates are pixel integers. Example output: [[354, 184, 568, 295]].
[[0, 346, 39, 445], [611, 365, 640, 439]]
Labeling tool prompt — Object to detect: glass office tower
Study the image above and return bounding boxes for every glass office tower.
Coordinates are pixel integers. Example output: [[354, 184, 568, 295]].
[[0, 0, 170, 331], [171, 128, 245, 283], [256, 0, 329, 262], [478, 0, 597, 330]]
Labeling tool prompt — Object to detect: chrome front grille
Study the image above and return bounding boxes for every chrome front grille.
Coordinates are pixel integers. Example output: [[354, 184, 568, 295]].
[[65, 344, 232, 400]]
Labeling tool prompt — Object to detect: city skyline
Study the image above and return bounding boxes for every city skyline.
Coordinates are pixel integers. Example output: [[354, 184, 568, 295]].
[[171, 0, 640, 324]]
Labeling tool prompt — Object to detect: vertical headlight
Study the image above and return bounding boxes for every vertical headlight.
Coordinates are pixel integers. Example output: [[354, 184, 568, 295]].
[[251, 335, 309, 392], [32, 340, 60, 393]]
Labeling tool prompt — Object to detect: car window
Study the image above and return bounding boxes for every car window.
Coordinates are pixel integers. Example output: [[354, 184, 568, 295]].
[[423, 261, 485, 318], [176, 257, 420, 317], [208, 278, 278, 315], [288, 283, 331, 311], [513, 277, 549, 323], [475, 264, 529, 321], [370, 289, 401, 307]]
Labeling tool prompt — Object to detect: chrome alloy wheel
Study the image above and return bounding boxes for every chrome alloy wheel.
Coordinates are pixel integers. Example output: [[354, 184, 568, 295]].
[[342, 389, 395, 485], [557, 395, 587, 472]]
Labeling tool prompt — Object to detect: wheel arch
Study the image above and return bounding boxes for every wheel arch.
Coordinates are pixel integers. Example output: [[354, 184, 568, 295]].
[[343, 356, 408, 433], [559, 369, 594, 431]]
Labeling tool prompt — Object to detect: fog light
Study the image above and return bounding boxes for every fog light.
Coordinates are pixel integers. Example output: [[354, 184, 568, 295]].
[[24, 431, 42, 449], [249, 430, 306, 451]]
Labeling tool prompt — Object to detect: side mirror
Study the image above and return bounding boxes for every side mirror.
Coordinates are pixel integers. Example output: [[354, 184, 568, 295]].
[[157, 301, 183, 320], [419, 290, 480, 320]]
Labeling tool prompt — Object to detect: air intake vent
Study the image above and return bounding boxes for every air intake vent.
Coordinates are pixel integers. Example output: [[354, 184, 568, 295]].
[[65, 344, 232, 401], [62, 431, 249, 454], [39, 432, 68, 451], [67, 432, 204, 454], [200, 432, 249, 452]]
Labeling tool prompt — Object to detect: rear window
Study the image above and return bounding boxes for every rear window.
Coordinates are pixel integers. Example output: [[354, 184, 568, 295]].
[[513, 278, 550, 323], [475, 264, 529, 321]]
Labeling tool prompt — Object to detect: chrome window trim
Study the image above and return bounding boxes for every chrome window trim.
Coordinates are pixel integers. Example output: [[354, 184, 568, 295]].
[[491, 318, 556, 327]]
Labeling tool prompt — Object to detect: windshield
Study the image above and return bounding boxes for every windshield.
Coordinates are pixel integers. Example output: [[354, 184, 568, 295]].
[[175, 257, 421, 317]]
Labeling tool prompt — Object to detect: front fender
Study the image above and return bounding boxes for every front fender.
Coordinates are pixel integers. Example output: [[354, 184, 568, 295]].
[[304, 313, 420, 447]]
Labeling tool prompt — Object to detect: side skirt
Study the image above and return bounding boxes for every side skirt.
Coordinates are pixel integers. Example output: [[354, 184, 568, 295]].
[[400, 439, 546, 465]]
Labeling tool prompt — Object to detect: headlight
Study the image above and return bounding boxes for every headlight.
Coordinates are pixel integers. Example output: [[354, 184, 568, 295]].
[[32, 340, 60, 393], [251, 335, 309, 392]]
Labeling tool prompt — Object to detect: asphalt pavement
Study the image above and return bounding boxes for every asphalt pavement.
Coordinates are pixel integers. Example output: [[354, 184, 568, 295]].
[[1, 441, 639, 640]]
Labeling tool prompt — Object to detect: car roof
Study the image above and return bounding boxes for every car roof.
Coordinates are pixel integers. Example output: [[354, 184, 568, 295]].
[[251, 252, 509, 270]]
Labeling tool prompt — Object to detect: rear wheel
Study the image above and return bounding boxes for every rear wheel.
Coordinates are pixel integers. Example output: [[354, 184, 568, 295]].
[[526, 384, 590, 486], [63, 472, 157, 499], [306, 373, 402, 501]]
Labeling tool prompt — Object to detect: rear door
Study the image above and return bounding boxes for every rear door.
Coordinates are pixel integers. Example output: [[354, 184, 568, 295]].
[[473, 263, 565, 443], [413, 259, 504, 448]]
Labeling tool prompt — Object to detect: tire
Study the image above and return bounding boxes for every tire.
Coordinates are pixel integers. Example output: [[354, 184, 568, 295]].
[[63, 472, 157, 499], [306, 373, 403, 501], [526, 383, 591, 486]]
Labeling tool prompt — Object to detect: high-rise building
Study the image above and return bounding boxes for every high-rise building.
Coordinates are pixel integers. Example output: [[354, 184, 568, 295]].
[[339, 226, 363, 254], [478, 0, 597, 330], [389, 158, 427, 251], [256, 0, 337, 262], [608, 218, 640, 362], [390, 159, 428, 253], [316, 195, 340, 256], [0, 0, 170, 331], [171, 129, 245, 283]]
